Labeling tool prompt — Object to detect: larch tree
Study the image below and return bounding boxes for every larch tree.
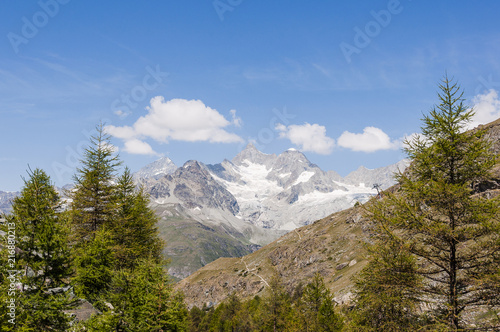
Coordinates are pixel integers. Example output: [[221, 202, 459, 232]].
[[299, 273, 343, 332], [6, 168, 73, 331], [365, 76, 500, 330], [70, 123, 121, 242], [113, 167, 163, 269], [349, 240, 423, 331]]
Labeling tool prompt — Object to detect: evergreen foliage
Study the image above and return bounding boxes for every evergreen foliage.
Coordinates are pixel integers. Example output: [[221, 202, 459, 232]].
[[70, 123, 121, 242], [68, 124, 186, 329], [299, 273, 344, 331], [72, 228, 116, 304], [113, 167, 163, 269], [2, 168, 73, 331], [187, 274, 344, 332], [262, 275, 294, 331], [77, 259, 188, 331], [355, 76, 500, 330], [349, 241, 422, 331]]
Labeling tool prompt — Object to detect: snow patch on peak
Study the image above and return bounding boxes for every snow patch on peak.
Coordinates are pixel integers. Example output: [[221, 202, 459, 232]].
[[292, 171, 315, 185], [133, 156, 177, 180]]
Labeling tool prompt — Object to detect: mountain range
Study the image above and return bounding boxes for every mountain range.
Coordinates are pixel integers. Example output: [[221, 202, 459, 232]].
[[134, 143, 409, 278]]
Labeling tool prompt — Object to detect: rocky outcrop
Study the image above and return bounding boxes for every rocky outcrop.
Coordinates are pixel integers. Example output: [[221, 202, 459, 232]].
[[145, 160, 239, 215]]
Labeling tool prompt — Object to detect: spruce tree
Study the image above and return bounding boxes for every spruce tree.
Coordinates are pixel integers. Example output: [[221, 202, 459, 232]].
[[6, 168, 73, 331], [366, 76, 500, 329], [82, 258, 188, 331]]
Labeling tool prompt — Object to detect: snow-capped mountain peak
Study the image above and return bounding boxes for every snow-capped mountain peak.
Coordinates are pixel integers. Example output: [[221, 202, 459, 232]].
[[133, 156, 177, 180], [232, 143, 277, 168]]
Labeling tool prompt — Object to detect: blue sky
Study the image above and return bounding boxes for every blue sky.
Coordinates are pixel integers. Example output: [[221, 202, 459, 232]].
[[1, 1, 500, 191]]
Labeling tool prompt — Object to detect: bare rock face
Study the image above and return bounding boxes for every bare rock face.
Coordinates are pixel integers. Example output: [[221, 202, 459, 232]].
[[207, 145, 382, 231], [344, 159, 411, 189], [232, 143, 277, 168], [139, 142, 408, 233], [145, 160, 239, 215], [135, 140, 411, 279]]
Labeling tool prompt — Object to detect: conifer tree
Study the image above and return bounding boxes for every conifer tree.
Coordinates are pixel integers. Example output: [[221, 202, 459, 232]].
[[366, 76, 500, 329], [70, 123, 121, 242], [349, 241, 422, 331], [300, 273, 343, 332], [81, 258, 188, 331], [262, 275, 294, 332], [72, 228, 116, 305], [113, 167, 163, 269], [6, 168, 73, 331]]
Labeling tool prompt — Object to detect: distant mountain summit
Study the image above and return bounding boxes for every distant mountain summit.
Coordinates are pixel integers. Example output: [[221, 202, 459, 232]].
[[232, 143, 277, 168], [344, 159, 410, 189], [133, 156, 177, 181]]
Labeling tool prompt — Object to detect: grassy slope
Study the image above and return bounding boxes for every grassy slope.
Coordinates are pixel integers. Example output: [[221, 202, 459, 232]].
[[175, 205, 373, 308], [155, 205, 258, 280]]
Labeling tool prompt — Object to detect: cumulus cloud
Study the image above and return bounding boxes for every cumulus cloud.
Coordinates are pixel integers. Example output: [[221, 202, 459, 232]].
[[105, 97, 243, 155], [337, 126, 400, 153], [276, 122, 335, 155], [123, 139, 157, 155], [469, 89, 500, 129]]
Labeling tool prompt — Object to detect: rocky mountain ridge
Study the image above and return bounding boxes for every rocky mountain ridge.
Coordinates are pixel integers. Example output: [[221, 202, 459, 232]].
[[133, 145, 408, 279], [137, 143, 408, 233]]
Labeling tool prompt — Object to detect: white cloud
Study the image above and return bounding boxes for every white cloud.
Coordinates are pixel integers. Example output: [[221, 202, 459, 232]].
[[337, 126, 399, 153], [123, 139, 157, 156], [105, 97, 243, 155], [105, 125, 136, 140], [276, 122, 335, 155], [469, 89, 500, 129]]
